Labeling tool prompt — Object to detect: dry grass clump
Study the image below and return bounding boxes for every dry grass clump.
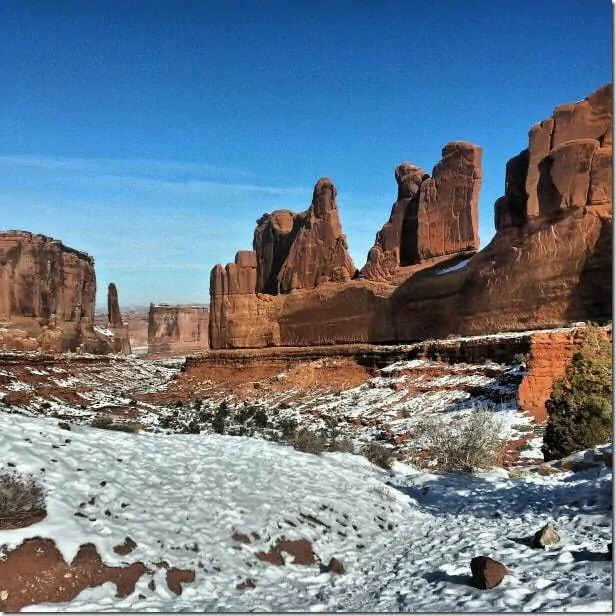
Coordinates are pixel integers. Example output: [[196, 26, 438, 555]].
[[292, 428, 327, 454], [413, 411, 505, 473], [328, 438, 355, 453], [361, 442, 394, 469], [91, 415, 139, 433], [0, 472, 46, 524]]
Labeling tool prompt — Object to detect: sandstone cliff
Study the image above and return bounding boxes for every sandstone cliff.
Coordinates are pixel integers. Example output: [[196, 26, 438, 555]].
[[148, 304, 209, 356], [361, 142, 481, 282], [0, 231, 112, 353], [209, 178, 357, 349], [209, 84, 612, 350], [276, 178, 356, 292]]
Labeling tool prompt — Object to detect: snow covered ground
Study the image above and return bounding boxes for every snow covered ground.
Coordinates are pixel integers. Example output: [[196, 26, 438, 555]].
[[0, 352, 542, 465], [0, 412, 611, 612]]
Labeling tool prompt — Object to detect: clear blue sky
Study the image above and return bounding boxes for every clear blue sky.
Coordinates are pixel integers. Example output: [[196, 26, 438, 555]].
[[1, 0, 612, 308]]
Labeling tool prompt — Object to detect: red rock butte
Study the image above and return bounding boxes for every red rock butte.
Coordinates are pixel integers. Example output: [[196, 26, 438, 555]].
[[209, 84, 612, 350], [0, 231, 113, 353]]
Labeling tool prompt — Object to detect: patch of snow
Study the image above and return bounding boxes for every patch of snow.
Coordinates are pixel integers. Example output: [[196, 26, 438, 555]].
[[0, 412, 611, 612], [436, 257, 472, 275]]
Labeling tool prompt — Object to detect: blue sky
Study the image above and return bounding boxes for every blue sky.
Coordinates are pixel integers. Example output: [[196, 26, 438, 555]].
[[1, 0, 612, 308]]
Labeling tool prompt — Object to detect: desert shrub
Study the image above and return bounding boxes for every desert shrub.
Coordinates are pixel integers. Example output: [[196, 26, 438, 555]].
[[184, 419, 201, 434], [104, 423, 140, 433], [329, 438, 355, 453], [159, 410, 178, 429], [413, 411, 505, 473], [292, 428, 326, 454], [512, 352, 529, 366], [212, 407, 228, 434], [278, 418, 298, 441], [361, 442, 394, 469], [542, 326, 612, 461], [91, 414, 114, 428], [253, 409, 268, 428], [91, 415, 139, 433], [0, 472, 46, 523], [236, 405, 256, 424]]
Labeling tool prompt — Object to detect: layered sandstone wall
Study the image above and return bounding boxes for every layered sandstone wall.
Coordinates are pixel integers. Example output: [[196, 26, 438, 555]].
[[209, 84, 612, 350], [209, 177, 358, 349], [148, 304, 209, 355], [361, 142, 481, 282], [517, 327, 612, 422], [0, 231, 111, 353]]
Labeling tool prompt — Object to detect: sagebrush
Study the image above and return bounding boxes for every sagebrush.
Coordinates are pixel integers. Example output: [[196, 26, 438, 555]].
[[413, 411, 505, 473], [542, 326, 612, 461], [0, 472, 46, 523], [362, 442, 394, 469], [292, 428, 326, 454]]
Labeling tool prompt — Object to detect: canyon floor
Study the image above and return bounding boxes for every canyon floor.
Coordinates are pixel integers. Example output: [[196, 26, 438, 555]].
[[0, 331, 612, 612]]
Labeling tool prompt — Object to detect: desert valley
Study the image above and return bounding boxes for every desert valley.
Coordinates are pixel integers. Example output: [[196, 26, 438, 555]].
[[0, 79, 612, 612]]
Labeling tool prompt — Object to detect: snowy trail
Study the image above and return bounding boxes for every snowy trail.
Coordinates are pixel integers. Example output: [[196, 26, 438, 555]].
[[0, 412, 612, 612]]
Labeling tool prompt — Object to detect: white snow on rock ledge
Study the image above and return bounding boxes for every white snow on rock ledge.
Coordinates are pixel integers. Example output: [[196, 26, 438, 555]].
[[0, 412, 612, 612]]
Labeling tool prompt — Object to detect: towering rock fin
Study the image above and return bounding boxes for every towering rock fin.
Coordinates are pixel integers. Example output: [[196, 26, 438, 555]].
[[361, 142, 481, 282]]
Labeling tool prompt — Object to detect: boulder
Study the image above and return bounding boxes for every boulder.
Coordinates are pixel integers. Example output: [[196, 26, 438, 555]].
[[531, 521, 560, 549], [322, 557, 345, 574], [470, 556, 507, 589]]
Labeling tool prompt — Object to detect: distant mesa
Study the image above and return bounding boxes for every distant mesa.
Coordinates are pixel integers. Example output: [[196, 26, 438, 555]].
[[209, 84, 612, 349], [147, 304, 209, 356]]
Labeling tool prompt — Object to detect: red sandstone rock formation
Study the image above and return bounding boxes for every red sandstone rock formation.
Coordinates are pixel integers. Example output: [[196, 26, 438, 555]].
[[517, 331, 578, 422], [107, 283, 123, 328], [498, 83, 612, 228], [253, 210, 301, 294], [416, 142, 482, 259], [147, 304, 209, 356], [209, 84, 612, 350], [361, 142, 481, 282], [0, 231, 112, 353], [209, 178, 357, 349], [277, 178, 356, 292], [107, 283, 132, 354]]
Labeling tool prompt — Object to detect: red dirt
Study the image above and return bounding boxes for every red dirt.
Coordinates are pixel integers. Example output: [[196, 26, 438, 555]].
[[113, 536, 137, 555], [0, 538, 146, 612], [166, 567, 196, 595], [256, 537, 317, 566], [0, 537, 196, 611]]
